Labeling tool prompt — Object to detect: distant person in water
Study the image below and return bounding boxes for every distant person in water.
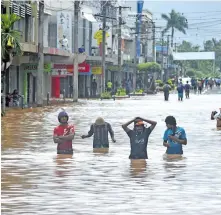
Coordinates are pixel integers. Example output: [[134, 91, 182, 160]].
[[163, 116, 187, 158], [53, 111, 75, 154], [81, 117, 116, 149], [177, 82, 184, 101], [185, 81, 191, 99], [163, 82, 171, 101], [122, 117, 157, 159], [211, 108, 221, 128]]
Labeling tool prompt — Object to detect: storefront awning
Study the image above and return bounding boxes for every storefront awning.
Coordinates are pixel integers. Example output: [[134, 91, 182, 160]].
[[81, 6, 97, 22]]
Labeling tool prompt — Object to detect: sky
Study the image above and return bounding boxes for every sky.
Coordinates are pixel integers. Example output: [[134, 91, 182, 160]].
[[123, 0, 221, 48]]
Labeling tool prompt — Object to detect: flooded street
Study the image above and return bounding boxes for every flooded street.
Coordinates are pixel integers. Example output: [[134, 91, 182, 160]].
[[1, 92, 221, 215]]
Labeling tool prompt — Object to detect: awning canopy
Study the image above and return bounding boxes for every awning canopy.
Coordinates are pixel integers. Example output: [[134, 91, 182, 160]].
[[80, 6, 97, 22], [172, 52, 215, 61]]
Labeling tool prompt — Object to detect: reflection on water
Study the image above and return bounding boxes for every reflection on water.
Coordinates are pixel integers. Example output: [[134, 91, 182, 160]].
[[130, 159, 147, 177], [2, 93, 221, 214], [93, 148, 109, 154], [54, 154, 74, 178]]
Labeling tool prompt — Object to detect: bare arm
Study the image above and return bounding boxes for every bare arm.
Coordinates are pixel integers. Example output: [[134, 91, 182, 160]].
[[168, 136, 187, 145], [58, 133, 75, 141], [57, 126, 75, 141], [81, 125, 94, 139], [53, 135, 65, 144], [163, 141, 170, 147], [122, 118, 136, 133], [139, 117, 157, 131]]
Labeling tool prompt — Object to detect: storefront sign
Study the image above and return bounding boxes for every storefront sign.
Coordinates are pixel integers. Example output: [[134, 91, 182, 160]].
[[92, 66, 102, 75], [23, 63, 52, 73], [53, 61, 91, 75], [107, 65, 119, 72]]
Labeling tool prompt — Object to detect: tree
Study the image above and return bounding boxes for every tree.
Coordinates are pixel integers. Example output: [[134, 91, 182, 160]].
[[1, 14, 22, 116], [204, 38, 221, 72], [161, 10, 188, 47], [137, 62, 161, 73]]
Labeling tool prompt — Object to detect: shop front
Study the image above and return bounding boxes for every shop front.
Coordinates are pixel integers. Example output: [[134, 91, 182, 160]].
[[21, 63, 52, 104], [91, 66, 102, 96], [52, 61, 91, 98]]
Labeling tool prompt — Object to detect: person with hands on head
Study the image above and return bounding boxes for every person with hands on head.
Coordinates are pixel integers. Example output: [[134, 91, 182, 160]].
[[163, 116, 187, 158], [53, 111, 75, 155], [81, 117, 116, 149], [211, 108, 221, 128], [122, 117, 157, 159]]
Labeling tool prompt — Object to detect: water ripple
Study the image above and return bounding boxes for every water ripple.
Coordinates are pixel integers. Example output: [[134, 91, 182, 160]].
[[1, 93, 221, 214]]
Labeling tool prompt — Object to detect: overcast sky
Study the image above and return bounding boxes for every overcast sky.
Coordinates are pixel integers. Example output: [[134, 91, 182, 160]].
[[123, 0, 221, 48]]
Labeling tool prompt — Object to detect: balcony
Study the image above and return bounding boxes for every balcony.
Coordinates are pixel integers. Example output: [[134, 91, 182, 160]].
[[88, 47, 117, 64]]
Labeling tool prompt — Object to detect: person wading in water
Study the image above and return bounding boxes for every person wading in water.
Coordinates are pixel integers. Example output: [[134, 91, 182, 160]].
[[122, 117, 157, 159], [211, 108, 221, 129], [185, 81, 191, 99], [81, 117, 116, 152], [163, 82, 171, 101], [163, 116, 187, 159], [53, 111, 75, 155]]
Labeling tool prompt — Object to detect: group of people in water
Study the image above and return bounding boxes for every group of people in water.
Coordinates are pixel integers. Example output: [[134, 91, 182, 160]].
[[53, 111, 188, 159], [163, 80, 192, 101]]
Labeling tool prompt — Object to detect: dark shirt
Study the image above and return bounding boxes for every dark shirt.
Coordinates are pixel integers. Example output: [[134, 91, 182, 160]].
[[185, 84, 190, 91], [87, 122, 114, 148], [177, 85, 184, 93], [126, 127, 152, 159]]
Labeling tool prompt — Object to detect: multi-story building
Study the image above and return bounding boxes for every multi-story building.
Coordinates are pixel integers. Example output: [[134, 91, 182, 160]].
[[44, 0, 118, 98], [1, 0, 72, 104], [119, 9, 154, 85], [3, 0, 119, 104]]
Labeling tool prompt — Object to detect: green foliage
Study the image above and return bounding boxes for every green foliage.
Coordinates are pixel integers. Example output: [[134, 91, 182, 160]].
[[186, 68, 196, 77], [133, 89, 144, 94], [167, 79, 175, 90], [1, 14, 22, 61], [137, 62, 161, 72], [155, 79, 164, 87], [116, 88, 126, 96], [175, 39, 221, 78], [101, 92, 112, 99]]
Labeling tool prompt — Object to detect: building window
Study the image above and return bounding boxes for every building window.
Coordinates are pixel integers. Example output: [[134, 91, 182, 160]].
[[25, 14, 31, 42]]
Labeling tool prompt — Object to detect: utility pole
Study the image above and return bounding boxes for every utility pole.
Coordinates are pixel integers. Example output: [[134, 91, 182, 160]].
[[152, 21, 156, 62], [94, 6, 116, 93], [36, 0, 44, 106], [166, 35, 170, 81], [73, 0, 79, 102], [161, 32, 164, 81], [118, 6, 122, 82], [101, 1, 106, 93], [116, 6, 130, 82]]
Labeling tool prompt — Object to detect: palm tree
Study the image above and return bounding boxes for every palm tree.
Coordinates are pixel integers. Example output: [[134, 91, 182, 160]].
[[1, 13, 22, 116], [161, 10, 188, 47]]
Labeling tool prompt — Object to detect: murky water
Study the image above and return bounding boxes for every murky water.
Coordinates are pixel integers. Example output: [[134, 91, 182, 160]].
[[2, 92, 221, 215]]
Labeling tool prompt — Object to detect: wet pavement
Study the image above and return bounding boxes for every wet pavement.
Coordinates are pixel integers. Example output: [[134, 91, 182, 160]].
[[1, 89, 221, 215]]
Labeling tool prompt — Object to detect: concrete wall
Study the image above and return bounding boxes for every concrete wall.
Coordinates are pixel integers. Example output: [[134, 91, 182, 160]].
[[43, 15, 49, 47]]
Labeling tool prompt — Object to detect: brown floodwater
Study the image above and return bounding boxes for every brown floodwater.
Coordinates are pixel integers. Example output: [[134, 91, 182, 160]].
[[1, 92, 221, 215]]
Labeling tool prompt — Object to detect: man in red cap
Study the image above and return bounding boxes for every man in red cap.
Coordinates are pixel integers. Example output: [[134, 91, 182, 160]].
[[122, 117, 157, 159], [211, 108, 221, 128], [53, 111, 75, 154]]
